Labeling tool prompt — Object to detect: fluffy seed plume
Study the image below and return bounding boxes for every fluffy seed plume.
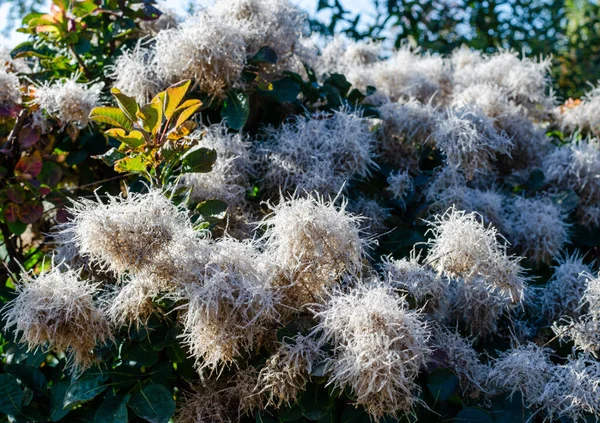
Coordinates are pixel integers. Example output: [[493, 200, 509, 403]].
[[181, 124, 252, 206], [386, 171, 413, 208], [32, 75, 102, 126], [260, 109, 376, 196], [179, 238, 279, 372], [430, 328, 489, 395], [560, 86, 600, 136], [3, 267, 111, 370], [538, 355, 600, 422], [486, 343, 554, 405], [541, 252, 593, 321], [505, 196, 570, 264], [107, 43, 161, 105], [54, 189, 198, 276], [426, 208, 528, 335], [153, 11, 246, 98], [380, 254, 449, 319], [432, 107, 513, 179], [259, 193, 369, 308], [0, 68, 21, 107], [312, 284, 431, 418], [211, 0, 305, 59]]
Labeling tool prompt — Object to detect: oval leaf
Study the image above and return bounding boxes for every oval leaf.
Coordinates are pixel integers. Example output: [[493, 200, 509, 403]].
[[221, 90, 249, 131], [111, 87, 139, 122], [15, 151, 43, 180], [0, 374, 23, 416], [90, 107, 133, 131], [128, 384, 175, 423], [455, 407, 492, 423], [18, 201, 44, 224], [181, 147, 217, 173], [63, 374, 108, 409], [427, 368, 459, 402], [94, 393, 130, 423], [4, 363, 47, 392], [164, 80, 191, 120]]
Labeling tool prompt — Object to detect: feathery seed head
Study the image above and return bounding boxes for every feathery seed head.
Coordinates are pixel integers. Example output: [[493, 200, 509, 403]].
[[433, 107, 513, 179], [33, 75, 102, 126], [107, 44, 161, 105], [153, 11, 246, 98], [259, 193, 369, 308], [386, 171, 413, 207], [54, 189, 199, 276], [260, 108, 376, 195], [0, 68, 21, 107], [313, 284, 431, 418], [3, 267, 111, 370]]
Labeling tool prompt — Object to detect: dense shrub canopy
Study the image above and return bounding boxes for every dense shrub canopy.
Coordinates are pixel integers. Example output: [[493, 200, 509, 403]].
[[1, 1, 600, 423]]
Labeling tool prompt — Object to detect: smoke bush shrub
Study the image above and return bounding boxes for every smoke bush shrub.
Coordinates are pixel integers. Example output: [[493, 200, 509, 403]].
[[2, 0, 600, 422]]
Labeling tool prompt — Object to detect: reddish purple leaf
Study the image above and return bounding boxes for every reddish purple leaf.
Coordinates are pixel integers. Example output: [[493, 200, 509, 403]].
[[18, 126, 41, 149], [6, 184, 26, 204], [15, 151, 43, 180], [18, 201, 44, 224], [4, 203, 20, 223]]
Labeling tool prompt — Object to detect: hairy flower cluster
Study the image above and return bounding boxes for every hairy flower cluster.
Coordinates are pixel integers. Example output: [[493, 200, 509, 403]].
[[260, 109, 376, 195], [386, 171, 413, 207], [317, 34, 382, 79], [108, 44, 160, 104], [0, 68, 21, 107], [253, 335, 322, 408], [452, 50, 551, 109], [426, 208, 528, 335], [505, 196, 570, 264], [182, 125, 252, 207], [3, 267, 111, 370], [179, 238, 279, 372], [259, 193, 369, 308], [430, 328, 489, 395], [541, 252, 593, 322], [380, 254, 449, 318], [560, 86, 600, 136], [544, 138, 600, 225], [348, 197, 391, 232], [538, 355, 600, 422], [486, 343, 554, 404], [55, 189, 198, 276], [377, 98, 439, 170], [153, 11, 246, 97], [432, 107, 513, 179], [313, 284, 431, 418], [32, 76, 102, 126], [211, 0, 305, 59]]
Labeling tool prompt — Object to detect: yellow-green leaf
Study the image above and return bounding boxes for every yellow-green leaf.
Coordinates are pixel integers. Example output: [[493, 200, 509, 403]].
[[114, 155, 148, 173], [90, 107, 133, 131], [138, 101, 162, 136], [168, 120, 197, 140], [174, 99, 202, 128], [111, 87, 139, 122], [165, 79, 191, 120]]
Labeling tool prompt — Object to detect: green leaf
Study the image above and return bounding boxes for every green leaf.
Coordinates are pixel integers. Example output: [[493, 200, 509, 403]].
[[221, 91, 250, 131], [324, 73, 352, 97], [526, 168, 545, 191], [427, 368, 459, 402], [0, 374, 23, 416], [174, 99, 202, 128], [181, 147, 217, 173], [340, 406, 370, 423], [167, 120, 197, 140], [455, 407, 492, 423], [128, 384, 175, 423], [251, 46, 278, 64], [94, 393, 130, 423], [8, 220, 27, 236], [90, 107, 133, 131], [105, 129, 145, 149], [164, 80, 191, 120], [37, 162, 62, 187], [279, 403, 303, 421], [63, 373, 108, 409], [300, 383, 334, 421], [50, 382, 70, 422], [94, 148, 126, 166], [262, 77, 301, 103], [138, 100, 163, 136], [114, 155, 148, 174], [111, 88, 139, 122], [195, 199, 228, 222], [4, 364, 47, 392]]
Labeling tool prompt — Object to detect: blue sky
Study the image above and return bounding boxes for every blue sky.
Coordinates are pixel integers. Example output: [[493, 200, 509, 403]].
[[0, 0, 375, 47]]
